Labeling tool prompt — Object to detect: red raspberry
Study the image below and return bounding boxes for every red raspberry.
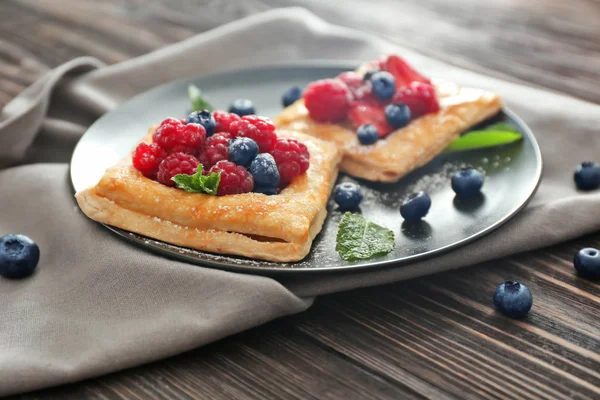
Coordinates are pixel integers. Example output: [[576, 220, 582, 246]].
[[393, 82, 440, 118], [132, 142, 168, 180], [198, 132, 231, 170], [157, 152, 199, 187], [348, 102, 393, 137], [229, 116, 277, 153], [212, 111, 241, 134], [209, 160, 254, 196], [384, 55, 431, 88], [270, 139, 310, 184], [303, 79, 351, 123], [152, 118, 206, 156], [337, 71, 364, 99]]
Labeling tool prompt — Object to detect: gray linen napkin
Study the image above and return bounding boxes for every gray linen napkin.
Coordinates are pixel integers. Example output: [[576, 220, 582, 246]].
[[1, 8, 599, 396]]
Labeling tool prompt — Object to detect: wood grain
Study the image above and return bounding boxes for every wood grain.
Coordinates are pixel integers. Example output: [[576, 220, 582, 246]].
[[2, 0, 600, 399]]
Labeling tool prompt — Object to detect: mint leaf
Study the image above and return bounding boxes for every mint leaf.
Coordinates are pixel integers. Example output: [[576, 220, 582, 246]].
[[172, 164, 220, 195], [445, 130, 522, 152], [336, 212, 395, 261], [188, 85, 214, 112]]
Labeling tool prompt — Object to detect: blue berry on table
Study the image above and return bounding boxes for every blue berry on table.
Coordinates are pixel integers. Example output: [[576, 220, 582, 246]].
[[357, 124, 379, 145], [250, 153, 280, 194], [385, 103, 411, 129], [493, 281, 533, 318], [333, 182, 363, 210], [185, 110, 216, 136], [0, 234, 40, 279], [370, 71, 396, 100], [451, 168, 484, 198], [282, 87, 302, 107], [574, 248, 600, 280], [229, 137, 259, 167], [229, 99, 255, 117], [574, 161, 600, 191], [400, 191, 431, 222]]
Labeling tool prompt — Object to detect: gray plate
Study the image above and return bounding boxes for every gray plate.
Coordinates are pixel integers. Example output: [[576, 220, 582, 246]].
[[71, 62, 543, 275]]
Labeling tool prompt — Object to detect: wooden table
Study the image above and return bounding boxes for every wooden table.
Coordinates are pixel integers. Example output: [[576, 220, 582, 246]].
[[2, 1, 599, 399]]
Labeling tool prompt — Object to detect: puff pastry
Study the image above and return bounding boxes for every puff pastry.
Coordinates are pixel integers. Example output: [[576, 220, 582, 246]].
[[274, 79, 503, 183], [75, 129, 342, 262]]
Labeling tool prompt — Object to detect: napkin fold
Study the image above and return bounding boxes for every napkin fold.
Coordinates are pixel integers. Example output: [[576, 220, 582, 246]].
[[1, 7, 600, 396]]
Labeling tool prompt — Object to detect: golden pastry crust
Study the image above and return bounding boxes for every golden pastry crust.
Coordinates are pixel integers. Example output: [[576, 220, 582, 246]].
[[273, 79, 503, 182], [75, 130, 341, 262]]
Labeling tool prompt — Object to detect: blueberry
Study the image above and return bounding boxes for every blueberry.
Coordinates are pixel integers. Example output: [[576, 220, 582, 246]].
[[229, 98, 255, 117], [451, 168, 484, 198], [574, 161, 600, 191], [229, 137, 259, 167], [250, 153, 280, 192], [333, 182, 363, 210], [0, 234, 40, 279], [254, 185, 278, 196], [400, 191, 431, 221], [185, 110, 216, 136], [385, 103, 411, 129], [493, 281, 533, 318], [370, 71, 396, 100], [574, 248, 600, 279], [357, 124, 379, 145], [282, 86, 302, 107]]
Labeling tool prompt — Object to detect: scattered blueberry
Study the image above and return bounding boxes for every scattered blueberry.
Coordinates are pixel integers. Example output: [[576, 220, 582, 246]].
[[574, 161, 600, 191], [493, 281, 533, 318], [357, 124, 379, 145], [282, 87, 302, 107], [250, 153, 280, 194], [229, 98, 255, 117], [333, 182, 363, 210], [385, 103, 411, 129], [229, 137, 259, 167], [370, 71, 396, 100], [400, 191, 431, 222], [185, 110, 216, 136], [0, 234, 40, 279], [574, 248, 600, 280], [451, 168, 484, 198], [363, 68, 380, 81]]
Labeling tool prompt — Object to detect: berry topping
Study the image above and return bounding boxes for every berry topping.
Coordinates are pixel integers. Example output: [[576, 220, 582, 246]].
[[362, 68, 380, 82], [303, 79, 351, 122], [370, 71, 396, 100], [333, 182, 363, 210], [250, 153, 280, 194], [185, 110, 216, 137], [229, 98, 256, 117], [132, 142, 168, 180], [356, 124, 379, 145], [393, 81, 440, 118], [400, 191, 431, 222], [157, 153, 199, 187], [230, 116, 277, 153], [198, 132, 231, 170], [254, 186, 278, 195], [213, 111, 241, 134], [384, 55, 431, 88], [337, 71, 365, 98], [282, 86, 303, 107], [229, 137, 259, 167], [451, 168, 484, 198], [493, 281, 533, 318], [574, 161, 600, 191], [574, 248, 600, 280], [209, 160, 254, 196], [152, 118, 206, 155], [270, 138, 310, 184], [348, 102, 393, 137], [0, 234, 40, 279], [385, 103, 411, 129]]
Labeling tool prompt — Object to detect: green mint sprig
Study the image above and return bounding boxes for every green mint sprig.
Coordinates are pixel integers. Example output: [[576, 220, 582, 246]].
[[336, 212, 395, 261], [172, 164, 220, 195], [444, 122, 522, 153], [188, 84, 214, 112]]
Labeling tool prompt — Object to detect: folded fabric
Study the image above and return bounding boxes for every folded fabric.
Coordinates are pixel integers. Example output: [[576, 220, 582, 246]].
[[1, 7, 599, 396]]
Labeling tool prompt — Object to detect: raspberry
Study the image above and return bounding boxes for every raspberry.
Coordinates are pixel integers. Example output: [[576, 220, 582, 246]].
[[157, 152, 199, 187], [303, 79, 350, 123], [152, 118, 206, 156], [209, 160, 254, 196], [393, 82, 440, 118], [198, 132, 231, 170], [212, 111, 241, 133], [337, 71, 364, 99], [132, 142, 168, 180], [270, 139, 310, 184], [229, 116, 277, 153]]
